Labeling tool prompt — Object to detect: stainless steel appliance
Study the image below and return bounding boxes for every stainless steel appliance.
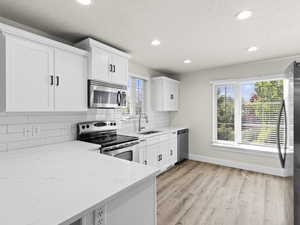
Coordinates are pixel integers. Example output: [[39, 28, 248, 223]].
[[280, 61, 299, 224], [291, 62, 300, 224], [88, 80, 127, 109], [77, 121, 140, 162], [177, 129, 189, 163]]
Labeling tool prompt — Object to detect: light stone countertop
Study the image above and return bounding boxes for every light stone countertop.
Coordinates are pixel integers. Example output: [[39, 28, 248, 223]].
[[0, 141, 159, 225]]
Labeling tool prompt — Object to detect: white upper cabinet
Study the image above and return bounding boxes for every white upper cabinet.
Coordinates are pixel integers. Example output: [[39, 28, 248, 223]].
[[76, 38, 130, 86], [0, 27, 88, 112], [91, 47, 110, 82], [151, 77, 179, 111], [110, 54, 128, 85], [3, 34, 54, 112], [54, 48, 87, 111]]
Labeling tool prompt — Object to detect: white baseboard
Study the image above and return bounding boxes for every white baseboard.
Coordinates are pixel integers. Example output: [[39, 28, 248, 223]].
[[189, 154, 293, 177]]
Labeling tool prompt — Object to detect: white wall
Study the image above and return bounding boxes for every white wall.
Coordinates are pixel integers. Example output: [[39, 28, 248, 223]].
[[171, 56, 300, 170]]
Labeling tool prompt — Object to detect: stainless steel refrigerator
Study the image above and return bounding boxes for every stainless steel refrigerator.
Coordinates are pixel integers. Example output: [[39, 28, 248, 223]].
[[293, 62, 300, 225], [281, 61, 300, 225]]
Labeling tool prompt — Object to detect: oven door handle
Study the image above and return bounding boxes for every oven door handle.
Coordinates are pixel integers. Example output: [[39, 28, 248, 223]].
[[101, 141, 140, 153]]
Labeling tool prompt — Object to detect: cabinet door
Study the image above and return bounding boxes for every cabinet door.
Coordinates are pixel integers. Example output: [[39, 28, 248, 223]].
[[169, 138, 178, 165], [54, 49, 87, 111], [159, 141, 171, 168], [138, 141, 148, 165], [163, 80, 179, 111], [147, 144, 160, 167], [5, 34, 54, 112], [110, 54, 128, 86], [91, 47, 110, 82]]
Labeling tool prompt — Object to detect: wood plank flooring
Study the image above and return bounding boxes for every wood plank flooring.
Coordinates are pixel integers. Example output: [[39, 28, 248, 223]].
[[157, 160, 293, 225]]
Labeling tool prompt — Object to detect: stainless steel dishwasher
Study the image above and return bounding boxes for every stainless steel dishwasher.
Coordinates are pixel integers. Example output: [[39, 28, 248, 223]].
[[177, 129, 189, 163]]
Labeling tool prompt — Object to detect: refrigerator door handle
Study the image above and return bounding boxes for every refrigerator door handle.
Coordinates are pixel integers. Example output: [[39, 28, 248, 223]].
[[277, 100, 287, 168]]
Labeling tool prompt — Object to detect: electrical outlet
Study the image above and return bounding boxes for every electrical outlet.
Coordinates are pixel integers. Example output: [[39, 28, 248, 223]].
[[23, 127, 32, 137], [94, 206, 106, 225], [32, 126, 41, 137]]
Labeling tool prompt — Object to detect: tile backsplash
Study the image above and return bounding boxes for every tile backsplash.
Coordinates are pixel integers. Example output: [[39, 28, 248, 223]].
[[0, 110, 170, 152]]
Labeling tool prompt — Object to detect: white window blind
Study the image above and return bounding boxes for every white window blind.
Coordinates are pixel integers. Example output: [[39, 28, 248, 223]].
[[241, 80, 285, 147]]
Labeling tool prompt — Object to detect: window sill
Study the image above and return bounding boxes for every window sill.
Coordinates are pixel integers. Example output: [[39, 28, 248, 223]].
[[211, 142, 294, 157]]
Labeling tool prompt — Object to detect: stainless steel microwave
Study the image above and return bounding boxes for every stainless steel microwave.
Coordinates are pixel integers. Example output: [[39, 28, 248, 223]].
[[88, 80, 127, 109]]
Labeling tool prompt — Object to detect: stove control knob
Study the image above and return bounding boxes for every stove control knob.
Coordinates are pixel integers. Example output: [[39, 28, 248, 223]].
[[86, 125, 90, 129], [82, 125, 85, 129], [110, 122, 113, 126], [113, 122, 117, 126]]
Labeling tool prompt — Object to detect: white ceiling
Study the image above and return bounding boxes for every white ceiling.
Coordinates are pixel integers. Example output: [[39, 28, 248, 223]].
[[0, 0, 299, 74]]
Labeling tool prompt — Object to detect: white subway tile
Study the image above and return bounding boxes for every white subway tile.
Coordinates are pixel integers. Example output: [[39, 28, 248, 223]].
[[27, 114, 86, 123], [0, 144, 7, 152], [0, 125, 7, 134], [44, 135, 73, 145], [0, 133, 30, 144], [7, 124, 32, 133], [0, 115, 28, 124]]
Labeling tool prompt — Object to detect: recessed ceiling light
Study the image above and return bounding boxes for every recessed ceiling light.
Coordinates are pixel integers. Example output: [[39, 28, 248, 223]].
[[151, 39, 161, 46], [184, 59, 192, 64], [236, 10, 253, 20], [76, 0, 92, 6], [247, 46, 259, 52]]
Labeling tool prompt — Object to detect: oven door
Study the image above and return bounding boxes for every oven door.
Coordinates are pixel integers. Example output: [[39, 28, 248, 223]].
[[102, 144, 139, 162]]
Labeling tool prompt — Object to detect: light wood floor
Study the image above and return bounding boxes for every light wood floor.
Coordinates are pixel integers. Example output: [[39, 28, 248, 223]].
[[157, 160, 293, 225]]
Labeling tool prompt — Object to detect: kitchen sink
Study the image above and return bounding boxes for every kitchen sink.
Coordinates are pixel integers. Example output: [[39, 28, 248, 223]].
[[139, 130, 161, 135]]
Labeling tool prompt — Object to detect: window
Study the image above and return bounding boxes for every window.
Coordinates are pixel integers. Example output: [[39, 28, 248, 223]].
[[213, 77, 288, 151], [216, 85, 235, 141], [241, 80, 283, 146], [124, 76, 146, 115]]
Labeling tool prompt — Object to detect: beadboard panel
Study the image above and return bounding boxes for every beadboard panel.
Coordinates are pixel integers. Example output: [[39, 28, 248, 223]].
[[0, 111, 170, 151]]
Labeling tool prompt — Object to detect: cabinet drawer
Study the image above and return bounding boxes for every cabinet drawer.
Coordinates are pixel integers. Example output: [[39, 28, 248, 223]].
[[146, 136, 161, 146], [159, 134, 170, 142]]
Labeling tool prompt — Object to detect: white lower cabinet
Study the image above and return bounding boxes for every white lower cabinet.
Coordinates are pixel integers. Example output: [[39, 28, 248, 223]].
[[138, 131, 178, 172], [75, 176, 156, 225]]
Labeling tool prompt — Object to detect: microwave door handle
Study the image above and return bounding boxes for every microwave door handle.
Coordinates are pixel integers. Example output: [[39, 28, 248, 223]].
[[117, 91, 121, 106]]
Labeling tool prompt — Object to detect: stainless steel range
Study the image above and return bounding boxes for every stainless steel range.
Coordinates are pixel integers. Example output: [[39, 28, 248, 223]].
[[77, 121, 140, 162]]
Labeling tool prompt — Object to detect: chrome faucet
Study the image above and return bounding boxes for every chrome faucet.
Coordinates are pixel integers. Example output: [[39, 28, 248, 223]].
[[138, 110, 149, 132]]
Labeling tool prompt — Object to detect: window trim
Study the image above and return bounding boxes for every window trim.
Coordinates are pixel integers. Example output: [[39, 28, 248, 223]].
[[211, 74, 290, 153]]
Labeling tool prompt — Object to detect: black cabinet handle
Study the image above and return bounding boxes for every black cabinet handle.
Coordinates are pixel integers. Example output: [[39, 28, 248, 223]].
[[50, 75, 54, 86], [144, 160, 147, 165], [56, 76, 60, 86], [113, 65, 116, 72], [170, 150, 173, 156], [109, 64, 113, 72]]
